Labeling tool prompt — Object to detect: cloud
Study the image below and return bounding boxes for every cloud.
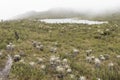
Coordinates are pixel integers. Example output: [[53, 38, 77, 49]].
[[0, 0, 120, 19]]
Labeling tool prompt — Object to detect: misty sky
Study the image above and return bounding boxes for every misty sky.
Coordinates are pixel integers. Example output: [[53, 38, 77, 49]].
[[0, 0, 120, 20]]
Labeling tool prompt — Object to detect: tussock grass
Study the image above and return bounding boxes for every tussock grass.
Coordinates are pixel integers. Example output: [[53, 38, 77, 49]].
[[0, 19, 120, 80]]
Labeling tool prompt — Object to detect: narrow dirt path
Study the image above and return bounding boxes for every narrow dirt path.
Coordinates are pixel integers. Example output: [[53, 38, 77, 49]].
[[0, 55, 13, 80]]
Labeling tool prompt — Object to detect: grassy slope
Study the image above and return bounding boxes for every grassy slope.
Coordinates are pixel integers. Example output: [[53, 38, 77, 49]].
[[0, 19, 120, 80]]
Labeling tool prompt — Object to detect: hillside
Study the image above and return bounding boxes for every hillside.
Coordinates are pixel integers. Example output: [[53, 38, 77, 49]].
[[12, 8, 93, 20], [0, 18, 120, 80]]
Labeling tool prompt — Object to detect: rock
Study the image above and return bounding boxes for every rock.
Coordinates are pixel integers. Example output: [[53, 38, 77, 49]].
[[32, 41, 37, 47], [6, 43, 15, 51], [86, 49, 92, 56], [66, 68, 72, 73], [108, 62, 114, 69], [79, 76, 86, 80], [73, 49, 79, 56], [13, 55, 21, 62], [116, 55, 120, 58], [29, 62, 35, 66], [41, 65, 46, 70], [37, 58, 44, 64], [19, 51, 26, 57], [36, 45, 44, 51], [50, 47, 57, 53], [94, 58, 101, 68], [56, 66, 65, 73]]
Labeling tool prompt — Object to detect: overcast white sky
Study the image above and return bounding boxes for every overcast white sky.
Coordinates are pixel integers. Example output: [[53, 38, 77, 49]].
[[0, 0, 120, 20]]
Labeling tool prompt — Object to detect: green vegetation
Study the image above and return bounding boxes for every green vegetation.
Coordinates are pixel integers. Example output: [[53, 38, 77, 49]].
[[0, 19, 120, 80]]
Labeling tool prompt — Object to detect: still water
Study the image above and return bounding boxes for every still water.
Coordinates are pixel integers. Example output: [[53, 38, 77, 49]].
[[40, 19, 108, 25]]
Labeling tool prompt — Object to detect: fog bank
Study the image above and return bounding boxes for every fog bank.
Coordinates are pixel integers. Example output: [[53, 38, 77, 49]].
[[0, 0, 120, 20]]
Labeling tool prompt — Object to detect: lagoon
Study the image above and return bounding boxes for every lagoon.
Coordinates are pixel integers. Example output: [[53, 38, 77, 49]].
[[40, 19, 108, 25]]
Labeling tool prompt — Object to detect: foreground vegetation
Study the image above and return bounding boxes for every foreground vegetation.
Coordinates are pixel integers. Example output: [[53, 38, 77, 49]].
[[0, 19, 120, 80]]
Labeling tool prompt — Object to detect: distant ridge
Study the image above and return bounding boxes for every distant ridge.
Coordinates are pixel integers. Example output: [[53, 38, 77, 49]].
[[12, 8, 91, 20], [12, 8, 120, 21]]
